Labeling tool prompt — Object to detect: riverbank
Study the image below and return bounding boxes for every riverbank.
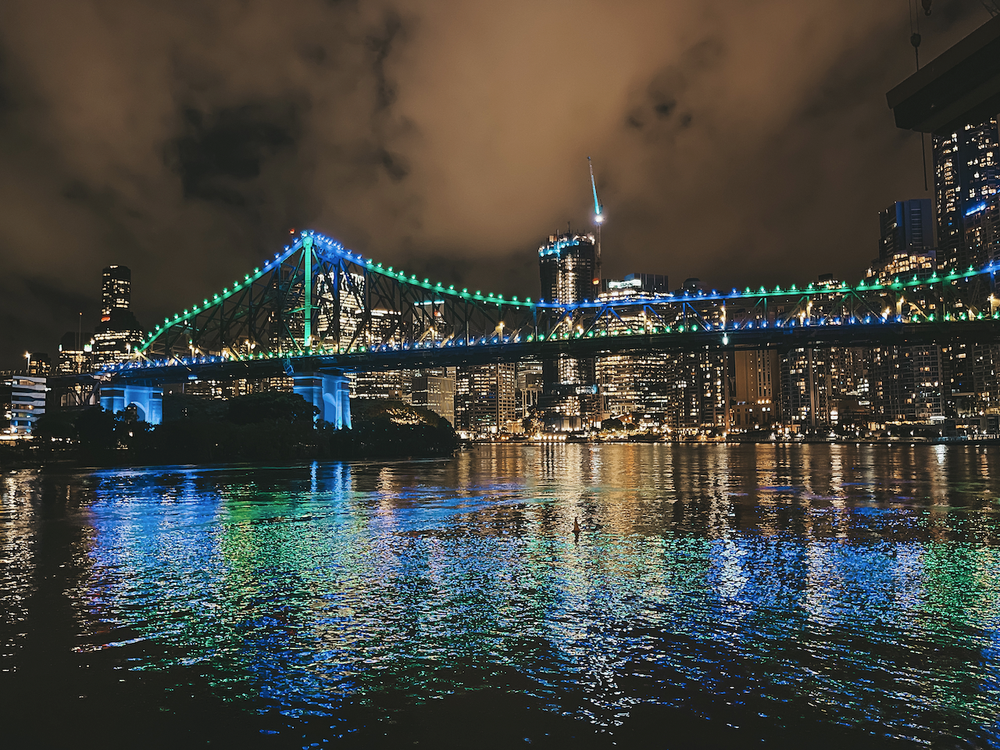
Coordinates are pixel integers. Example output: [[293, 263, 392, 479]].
[[1, 396, 458, 470], [7, 431, 997, 471], [465, 434, 1000, 447]]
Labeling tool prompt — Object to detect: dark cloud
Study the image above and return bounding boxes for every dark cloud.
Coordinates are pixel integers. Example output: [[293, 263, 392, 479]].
[[0, 0, 992, 367], [168, 102, 302, 205], [368, 11, 405, 111]]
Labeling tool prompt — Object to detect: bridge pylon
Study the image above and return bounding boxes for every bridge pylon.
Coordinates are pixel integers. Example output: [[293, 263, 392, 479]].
[[292, 372, 351, 429]]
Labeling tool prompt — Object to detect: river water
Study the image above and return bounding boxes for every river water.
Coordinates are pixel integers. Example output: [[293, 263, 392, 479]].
[[2, 443, 1000, 748]]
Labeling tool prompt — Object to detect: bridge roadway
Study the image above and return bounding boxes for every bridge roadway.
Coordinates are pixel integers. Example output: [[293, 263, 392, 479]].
[[101, 318, 1000, 386]]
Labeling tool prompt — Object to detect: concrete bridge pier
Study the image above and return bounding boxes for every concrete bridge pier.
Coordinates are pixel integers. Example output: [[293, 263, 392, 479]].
[[100, 384, 163, 425], [293, 373, 352, 429]]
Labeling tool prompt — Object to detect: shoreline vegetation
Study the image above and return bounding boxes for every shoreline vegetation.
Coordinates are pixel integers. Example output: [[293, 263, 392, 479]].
[[3, 399, 996, 472], [0, 393, 458, 470]]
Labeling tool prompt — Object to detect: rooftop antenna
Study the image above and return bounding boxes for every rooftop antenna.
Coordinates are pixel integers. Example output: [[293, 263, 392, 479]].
[[588, 156, 603, 286]]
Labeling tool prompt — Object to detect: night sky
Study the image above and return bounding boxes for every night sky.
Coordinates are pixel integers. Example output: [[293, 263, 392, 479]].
[[0, 1, 992, 368]]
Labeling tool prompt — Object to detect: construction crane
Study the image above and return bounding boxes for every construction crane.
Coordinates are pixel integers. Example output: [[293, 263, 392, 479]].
[[588, 156, 603, 287]]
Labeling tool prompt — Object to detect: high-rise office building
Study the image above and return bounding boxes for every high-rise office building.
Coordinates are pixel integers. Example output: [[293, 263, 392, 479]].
[[933, 118, 1000, 272], [455, 363, 516, 436], [730, 350, 780, 431], [101, 266, 131, 317], [538, 233, 599, 429], [351, 370, 410, 402], [93, 265, 144, 365], [781, 348, 833, 430], [868, 200, 937, 283], [878, 200, 934, 260], [595, 274, 672, 426], [964, 193, 1000, 266], [411, 368, 456, 425], [538, 233, 597, 304], [56, 330, 93, 375]]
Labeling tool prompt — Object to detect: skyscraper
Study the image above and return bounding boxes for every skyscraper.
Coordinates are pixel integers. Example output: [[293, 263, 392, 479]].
[[931, 120, 999, 420], [933, 118, 1000, 272], [537, 233, 600, 429], [101, 265, 131, 318], [595, 274, 672, 426], [92, 265, 144, 365], [964, 193, 1000, 266], [878, 199, 934, 260], [730, 350, 780, 431], [538, 233, 597, 304], [455, 363, 516, 436]]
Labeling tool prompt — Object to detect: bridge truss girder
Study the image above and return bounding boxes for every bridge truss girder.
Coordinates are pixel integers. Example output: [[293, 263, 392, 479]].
[[120, 230, 999, 382]]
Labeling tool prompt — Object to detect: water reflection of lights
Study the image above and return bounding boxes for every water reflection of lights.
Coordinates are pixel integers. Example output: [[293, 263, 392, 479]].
[[4, 445, 1000, 745]]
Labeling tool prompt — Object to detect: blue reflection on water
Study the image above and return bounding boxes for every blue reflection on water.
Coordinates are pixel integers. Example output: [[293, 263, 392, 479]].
[[11, 444, 1000, 745]]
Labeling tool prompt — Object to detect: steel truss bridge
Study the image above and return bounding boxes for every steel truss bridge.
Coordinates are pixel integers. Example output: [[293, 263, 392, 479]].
[[94, 230, 1000, 423]]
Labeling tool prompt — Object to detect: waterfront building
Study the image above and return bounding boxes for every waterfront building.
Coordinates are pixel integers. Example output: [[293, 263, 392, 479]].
[[829, 348, 874, 428], [0, 375, 47, 435], [667, 351, 728, 434], [940, 340, 1000, 418], [515, 361, 543, 422], [455, 363, 516, 436], [410, 367, 456, 425], [781, 348, 833, 430], [968, 343, 1000, 415], [868, 345, 946, 423], [595, 274, 672, 425], [729, 350, 781, 431]]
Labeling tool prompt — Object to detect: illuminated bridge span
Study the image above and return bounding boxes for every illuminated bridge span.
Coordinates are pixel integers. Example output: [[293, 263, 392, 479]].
[[100, 230, 1000, 425]]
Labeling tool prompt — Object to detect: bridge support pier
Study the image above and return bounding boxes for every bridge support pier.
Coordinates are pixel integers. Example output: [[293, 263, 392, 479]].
[[100, 384, 163, 425], [293, 373, 352, 429]]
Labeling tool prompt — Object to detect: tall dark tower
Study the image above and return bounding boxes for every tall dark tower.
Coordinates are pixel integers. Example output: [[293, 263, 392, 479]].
[[538, 233, 596, 304], [537, 233, 598, 430], [932, 118, 1000, 271], [878, 199, 934, 261], [101, 265, 131, 319], [93, 265, 143, 365]]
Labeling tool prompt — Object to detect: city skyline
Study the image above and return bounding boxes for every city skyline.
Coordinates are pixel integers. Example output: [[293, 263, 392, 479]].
[[0, 0, 995, 369]]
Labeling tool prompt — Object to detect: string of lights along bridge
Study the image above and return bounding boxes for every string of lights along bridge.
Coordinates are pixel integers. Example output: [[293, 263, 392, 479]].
[[102, 229, 998, 377]]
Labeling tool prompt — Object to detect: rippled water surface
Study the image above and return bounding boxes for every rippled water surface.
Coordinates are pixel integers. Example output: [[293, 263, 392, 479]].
[[3, 443, 1000, 748]]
